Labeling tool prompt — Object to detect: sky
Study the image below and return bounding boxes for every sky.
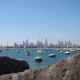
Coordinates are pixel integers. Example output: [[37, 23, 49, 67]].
[[0, 0, 80, 46]]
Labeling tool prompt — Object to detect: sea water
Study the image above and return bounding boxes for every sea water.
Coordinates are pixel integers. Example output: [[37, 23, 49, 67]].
[[0, 48, 80, 69]]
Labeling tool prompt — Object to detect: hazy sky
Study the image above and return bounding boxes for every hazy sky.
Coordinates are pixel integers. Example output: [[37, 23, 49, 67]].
[[0, 0, 80, 46]]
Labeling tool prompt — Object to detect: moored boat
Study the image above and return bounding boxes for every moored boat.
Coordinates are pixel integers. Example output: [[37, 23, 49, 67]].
[[25, 51, 31, 56], [16, 49, 19, 53], [49, 53, 56, 58], [0, 50, 2, 52], [35, 56, 42, 62], [64, 51, 70, 55], [37, 50, 43, 53]]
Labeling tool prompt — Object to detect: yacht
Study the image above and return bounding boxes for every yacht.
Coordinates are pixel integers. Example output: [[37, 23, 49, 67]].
[[49, 53, 56, 58], [35, 56, 42, 62], [25, 51, 30, 56], [0, 47, 2, 52], [24, 48, 27, 52], [16, 49, 19, 53], [15, 49, 19, 53], [64, 51, 70, 55], [64, 44, 70, 55], [60, 50, 63, 52], [6, 48, 9, 50], [6, 42, 9, 50], [24, 48, 31, 56], [35, 33, 42, 62], [37, 50, 43, 53], [70, 49, 75, 52], [0, 50, 2, 52]]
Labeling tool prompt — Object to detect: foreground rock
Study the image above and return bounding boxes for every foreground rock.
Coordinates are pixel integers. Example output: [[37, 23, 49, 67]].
[[0, 56, 29, 75], [0, 54, 80, 80]]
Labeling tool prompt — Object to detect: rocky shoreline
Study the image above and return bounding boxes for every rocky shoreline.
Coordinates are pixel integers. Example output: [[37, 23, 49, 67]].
[[0, 54, 80, 80], [0, 56, 29, 75]]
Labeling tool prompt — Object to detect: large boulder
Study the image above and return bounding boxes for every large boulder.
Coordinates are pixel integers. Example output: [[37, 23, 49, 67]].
[[0, 56, 29, 75]]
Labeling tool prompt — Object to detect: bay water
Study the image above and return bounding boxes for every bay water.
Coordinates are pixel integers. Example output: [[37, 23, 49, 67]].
[[0, 48, 80, 69]]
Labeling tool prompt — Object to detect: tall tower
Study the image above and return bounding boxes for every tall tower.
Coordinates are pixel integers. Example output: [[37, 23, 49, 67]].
[[26, 38, 29, 47], [45, 38, 48, 46], [37, 33, 40, 47], [23, 41, 25, 48]]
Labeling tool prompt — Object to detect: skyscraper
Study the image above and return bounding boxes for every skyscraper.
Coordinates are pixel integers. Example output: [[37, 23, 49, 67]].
[[45, 38, 48, 46], [26, 38, 29, 47], [44, 38, 48, 48]]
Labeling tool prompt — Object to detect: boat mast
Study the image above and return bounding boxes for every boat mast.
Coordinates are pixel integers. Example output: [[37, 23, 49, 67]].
[[38, 32, 39, 49]]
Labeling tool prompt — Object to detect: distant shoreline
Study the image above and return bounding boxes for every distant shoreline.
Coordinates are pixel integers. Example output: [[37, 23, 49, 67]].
[[1, 47, 80, 50]]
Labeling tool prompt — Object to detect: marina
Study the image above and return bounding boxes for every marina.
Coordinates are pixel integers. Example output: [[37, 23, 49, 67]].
[[0, 48, 80, 69]]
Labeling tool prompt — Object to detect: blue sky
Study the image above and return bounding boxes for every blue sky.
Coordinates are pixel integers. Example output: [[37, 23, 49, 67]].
[[0, 0, 80, 46]]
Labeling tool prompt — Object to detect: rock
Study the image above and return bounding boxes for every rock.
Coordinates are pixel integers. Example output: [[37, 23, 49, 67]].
[[0, 56, 29, 75], [0, 54, 80, 80]]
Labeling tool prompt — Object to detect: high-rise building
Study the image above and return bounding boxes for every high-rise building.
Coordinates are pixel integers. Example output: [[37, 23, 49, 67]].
[[45, 38, 48, 46], [14, 43, 17, 48], [58, 41, 60, 47], [26, 38, 29, 47], [61, 41, 64, 47], [23, 41, 25, 47], [30, 43, 34, 47], [68, 41, 71, 46]]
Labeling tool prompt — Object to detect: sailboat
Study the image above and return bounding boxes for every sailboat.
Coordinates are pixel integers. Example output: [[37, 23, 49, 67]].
[[0, 50, 2, 52], [24, 48, 31, 56], [37, 49, 43, 53], [16, 49, 19, 53], [0, 49, 2, 52], [25, 51, 31, 56], [6, 42, 9, 50], [0, 45, 2, 52], [35, 56, 42, 62], [15, 42, 19, 53], [35, 33, 42, 62], [24, 46, 27, 52], [23, 43, 31, 56]]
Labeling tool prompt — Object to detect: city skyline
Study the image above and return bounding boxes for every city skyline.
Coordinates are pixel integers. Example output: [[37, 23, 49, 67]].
[[0, 37, 80, 46], [0, 0, 80, 46], [0, 38, 79, 48]]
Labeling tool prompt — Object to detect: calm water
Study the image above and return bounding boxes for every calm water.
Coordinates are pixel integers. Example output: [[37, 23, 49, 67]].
[[0, 48, 80, 69]]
